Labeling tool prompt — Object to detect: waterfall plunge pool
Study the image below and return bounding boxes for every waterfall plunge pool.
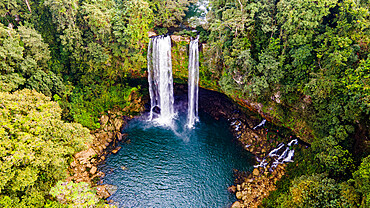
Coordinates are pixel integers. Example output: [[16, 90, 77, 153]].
[[98, 111, 253, 207]]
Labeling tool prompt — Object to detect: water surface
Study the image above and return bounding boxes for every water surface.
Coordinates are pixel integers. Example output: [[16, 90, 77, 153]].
[[99, 112, 253, 207]]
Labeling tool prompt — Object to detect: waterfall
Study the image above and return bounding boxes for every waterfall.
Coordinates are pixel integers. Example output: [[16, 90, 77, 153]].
[[187, 36, 200, 128], [147, 35, 175, 125]]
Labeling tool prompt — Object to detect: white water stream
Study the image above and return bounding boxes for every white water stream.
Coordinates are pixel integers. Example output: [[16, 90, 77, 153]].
[[147, 35, 175, 126], [187, 36, 200, 128]]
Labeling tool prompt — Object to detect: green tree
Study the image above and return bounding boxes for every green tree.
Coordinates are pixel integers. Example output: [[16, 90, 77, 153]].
[[150, 0, 193, 28], [49, 181, 99, 207], [0, 23, 66, 96], [352, 155, 370, 207], [0, 89, 93, 207], [277, 174, 359, 208]]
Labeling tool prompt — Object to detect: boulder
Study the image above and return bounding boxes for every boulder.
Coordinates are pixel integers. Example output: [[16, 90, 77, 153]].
[[242, 195, 248, 201], [105, 184, 118, 195], [112, 146, 121, 154], [96, 145, 103, 153], [96, 185, 111, 199], [116, 132, 123, 141], [108, 132, 114, 139], [90, 166, 97, 175], [113, 118, 123, 131], [70, 160, 77, 167], [253, 168, 259, 176], [107, 125, 115, 131], [97, 171, 105, 178], [236, 191, 243, 200], [228, 185, 236, 193], [231, 201, 242, 208], [98, 132, 109, 141], [100, 115, 109, 127], [148, 31, 157, 38], [170, 35, 190, 43]]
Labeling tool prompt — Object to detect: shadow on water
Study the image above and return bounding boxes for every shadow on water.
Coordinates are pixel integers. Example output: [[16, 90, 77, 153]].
[[99, 109, 253, 207]]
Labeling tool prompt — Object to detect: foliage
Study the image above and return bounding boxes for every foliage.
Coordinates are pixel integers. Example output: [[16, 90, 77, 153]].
[[41, 0, 154, 85], [312, 136, 354, 177], [26, 70, 66, 97], [0, 22, 66, 96], [150, 0, 193, 28], [277, 174, 360, 208], [171, 40, 189, 80], [0, 89, 92, 207], [69, 84, 139, 129], [49, 181, 99, 207], [352, 155, 370, 207], [0, 0, 368, 207], [0, 73, 25, 92]]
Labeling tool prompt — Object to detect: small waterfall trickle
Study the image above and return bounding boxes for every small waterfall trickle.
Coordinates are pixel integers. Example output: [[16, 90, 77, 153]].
[[187, 36, 200, 128], [147, 35, 175, 125]]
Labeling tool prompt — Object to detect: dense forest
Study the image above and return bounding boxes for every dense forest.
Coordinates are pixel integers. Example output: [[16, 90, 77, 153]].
[[0, 0, 369, 207]]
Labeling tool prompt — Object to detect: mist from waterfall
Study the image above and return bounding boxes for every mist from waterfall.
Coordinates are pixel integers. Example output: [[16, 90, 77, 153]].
[[187, 36, 199, 128], [147, 35, 175, 126]]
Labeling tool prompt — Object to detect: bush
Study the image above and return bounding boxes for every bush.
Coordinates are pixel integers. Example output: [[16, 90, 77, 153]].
[[69, 84, 139, 129]]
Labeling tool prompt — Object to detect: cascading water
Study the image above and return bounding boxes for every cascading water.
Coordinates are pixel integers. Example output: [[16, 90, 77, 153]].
[[251, 119, 300, 170], [187, 36, 200, 128], [147, 35, 175, 125]]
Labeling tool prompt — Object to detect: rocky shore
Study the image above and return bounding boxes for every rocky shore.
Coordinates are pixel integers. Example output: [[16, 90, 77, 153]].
[[66, 89, 145, 200]]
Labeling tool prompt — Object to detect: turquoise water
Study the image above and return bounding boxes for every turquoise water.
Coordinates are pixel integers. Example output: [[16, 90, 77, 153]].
[[99, 112, 253, 207]]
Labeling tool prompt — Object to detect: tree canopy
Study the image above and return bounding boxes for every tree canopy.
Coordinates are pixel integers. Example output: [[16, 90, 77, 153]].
[[0, 89, 92, 206]]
